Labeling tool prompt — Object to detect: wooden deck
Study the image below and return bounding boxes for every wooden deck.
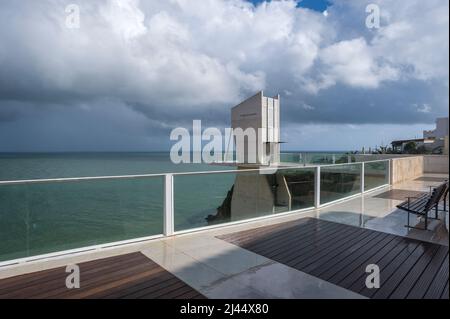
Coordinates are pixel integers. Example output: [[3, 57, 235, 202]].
[[373, 189, 426, 201], [0, 252, 205, 299], [218, 217, 449, 299]]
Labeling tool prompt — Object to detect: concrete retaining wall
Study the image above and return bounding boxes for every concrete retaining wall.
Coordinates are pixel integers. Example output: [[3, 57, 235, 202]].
[[354, 154, 417, 161], [354, 154, 448, 184], [423, 155, 449, 174], [389, 156, 424, 184]]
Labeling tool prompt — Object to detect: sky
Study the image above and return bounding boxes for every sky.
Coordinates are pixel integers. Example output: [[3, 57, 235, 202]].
[[0, 0, 448, 152]]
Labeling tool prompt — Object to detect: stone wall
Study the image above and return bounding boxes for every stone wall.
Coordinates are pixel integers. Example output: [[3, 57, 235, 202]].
[[354, 154, 448, 183], [423, 155, 449, 174], [390, 156, 424, 184]]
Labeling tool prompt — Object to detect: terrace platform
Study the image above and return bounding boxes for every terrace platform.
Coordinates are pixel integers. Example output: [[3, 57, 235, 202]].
[[219, 218, 448, 299], [0, 173, 448, 299], [0, 252, 205, 299]]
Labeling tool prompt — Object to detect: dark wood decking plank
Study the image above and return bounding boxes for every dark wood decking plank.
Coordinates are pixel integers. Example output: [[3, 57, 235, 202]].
[[241, 218, 338, 253], [252, 225, 345, 270], [300, 229, 385, 275], [288, 226, 375, 270], [251, 221, 343, 260], [157, 283, 201, 299], [339, 236, 405, 289], [0, 252, 204, 299], [124, 277, 184, 299], [144, 281, 192, 299], [261, 222, 356, 262], [91, 269, 173, 299], [371, 242, 435, 299], [220, 218, 315, 245], [357, 240, 421, 297], [0, 254, 154, 299], [221, 217, 317, 242], [407, 245, 449, 299], [441, 281, 449, 299], [175, 289, 206, 299], [68, 266, 170, 298], [240, 219, 336, 253], [219, 218, 447, 299], [35, 262, 161, 299], [0, 252, 144, 294], [424, 254, 449, 299], [281, 225, 364, 267], [63, 266, 167, 299], [389, 244, 441, 299], [25, 255, 158, 298], [320, 233, 394, 284]]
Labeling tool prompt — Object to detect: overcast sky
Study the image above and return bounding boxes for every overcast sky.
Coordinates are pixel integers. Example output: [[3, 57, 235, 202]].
[[0, 0, 448, 152]]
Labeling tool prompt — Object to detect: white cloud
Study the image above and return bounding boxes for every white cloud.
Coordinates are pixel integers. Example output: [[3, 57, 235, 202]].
[[0, 0, 448, 152], [101, 0, 147, 40], [318, 37, 398, 89], [300, 102, 315, 111], [1, 0, 447, 103], [415, 103, 432, 113], [369, 0, 449, 81]]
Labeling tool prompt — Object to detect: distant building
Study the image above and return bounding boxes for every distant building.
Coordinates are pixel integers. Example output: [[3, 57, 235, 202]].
[[391, 117, 449, 154], [423, 117, 449, 154], [391, 138, 435, 153]]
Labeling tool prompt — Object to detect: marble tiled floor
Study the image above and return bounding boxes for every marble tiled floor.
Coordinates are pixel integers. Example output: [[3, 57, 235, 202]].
[[317, 173, 448, 245], [1, 174, 448, 299]]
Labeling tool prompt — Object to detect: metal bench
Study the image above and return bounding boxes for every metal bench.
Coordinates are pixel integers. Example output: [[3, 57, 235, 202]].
[[397, 181, 449, 230]]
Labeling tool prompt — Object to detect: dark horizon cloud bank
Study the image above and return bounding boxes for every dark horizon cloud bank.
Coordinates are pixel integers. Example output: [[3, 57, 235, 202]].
[[0, 0, 448, 152]]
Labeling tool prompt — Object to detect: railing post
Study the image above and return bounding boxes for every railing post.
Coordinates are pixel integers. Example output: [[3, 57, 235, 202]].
[[164, 174, 174, 236], [388, 159, 392, 186], [361, 162, 365, 194], [315, 166, 321, 208]]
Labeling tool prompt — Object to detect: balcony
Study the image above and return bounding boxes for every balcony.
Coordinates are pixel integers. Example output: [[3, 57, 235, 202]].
[[0, 156, 448, 299]]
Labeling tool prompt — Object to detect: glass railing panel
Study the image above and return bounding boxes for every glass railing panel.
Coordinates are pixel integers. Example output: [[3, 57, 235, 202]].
[[174, 167, 315, 232], [320, 163, 362, 204], [364, 161, 389, 191], [0, 176, 164, 262], [319, 208, 368, 227], [280, 153, 351, 165], [280, 153, 302, 164], [174, 171, 236, 231], [279, 168, 315, 210]]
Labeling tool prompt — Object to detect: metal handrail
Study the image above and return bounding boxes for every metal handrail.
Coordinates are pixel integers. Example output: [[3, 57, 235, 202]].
[[0, 159, 390, 184], [0, 158, 393, 266]]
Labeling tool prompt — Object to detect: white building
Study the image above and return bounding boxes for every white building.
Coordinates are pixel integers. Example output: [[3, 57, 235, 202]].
[[423, 117, 449, 154], [391, 117, 449, 154], [231, 91, 281, 165]]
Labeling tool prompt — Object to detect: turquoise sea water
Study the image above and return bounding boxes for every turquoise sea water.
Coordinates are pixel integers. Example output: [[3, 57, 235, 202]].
[[0, 152, 237, 262], [0, 151, 364, 262]]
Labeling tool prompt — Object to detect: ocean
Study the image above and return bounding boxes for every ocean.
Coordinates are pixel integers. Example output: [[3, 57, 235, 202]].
[[0, 151, 348, 262], [0, 152, 238, 262]]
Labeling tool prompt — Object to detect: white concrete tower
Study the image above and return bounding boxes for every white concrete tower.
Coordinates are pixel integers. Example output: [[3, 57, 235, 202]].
[[231, 91, 281, 165]]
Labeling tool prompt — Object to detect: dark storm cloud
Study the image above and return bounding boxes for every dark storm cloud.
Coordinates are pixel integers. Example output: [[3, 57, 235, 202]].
[[282, 79, 447, 125], [0, 0, 448, 151]]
